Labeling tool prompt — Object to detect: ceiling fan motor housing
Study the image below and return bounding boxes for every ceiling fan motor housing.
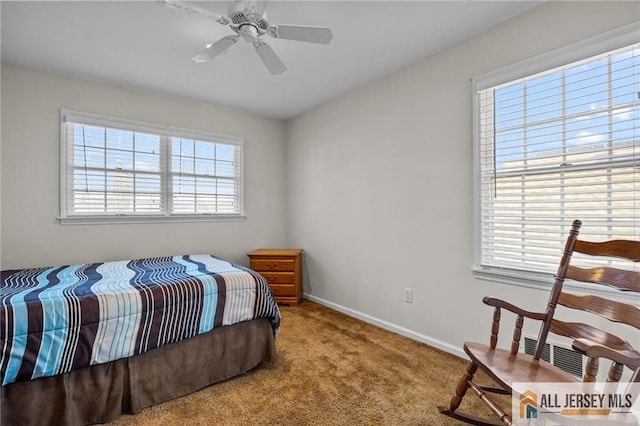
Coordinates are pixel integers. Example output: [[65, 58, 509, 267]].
[[228, 1, 268, 41]]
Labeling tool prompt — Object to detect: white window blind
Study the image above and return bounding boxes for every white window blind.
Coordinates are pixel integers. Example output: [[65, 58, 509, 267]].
[[60, 111, 244, 223], [171, 137, 241, 214], [474, 35, 639, 281], [66, 124, 164, 215]]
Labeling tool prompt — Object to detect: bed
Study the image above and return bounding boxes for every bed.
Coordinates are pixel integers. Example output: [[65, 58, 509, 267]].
[[1, 254, 280, 425]]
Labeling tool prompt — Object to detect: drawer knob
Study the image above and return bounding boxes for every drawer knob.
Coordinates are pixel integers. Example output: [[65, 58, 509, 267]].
[[268, 275, 278, 282], [267, 262, 278, 269]]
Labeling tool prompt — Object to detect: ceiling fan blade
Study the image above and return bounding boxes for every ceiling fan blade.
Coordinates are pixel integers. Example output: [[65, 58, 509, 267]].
[[192, 36, 239, 63], [158, 0, 230, 25], [268, 25, 333, 45], [254, 40, 286, 75], [253, 0, 269, 16], [234, 0, 268, 16]]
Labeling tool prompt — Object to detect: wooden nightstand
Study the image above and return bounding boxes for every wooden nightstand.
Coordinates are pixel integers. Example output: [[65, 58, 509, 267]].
[[247, 249, 303, 305]]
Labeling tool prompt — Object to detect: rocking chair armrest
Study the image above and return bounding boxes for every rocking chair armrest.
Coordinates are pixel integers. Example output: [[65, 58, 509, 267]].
[[482, 297, 547, 321], [572, 338, 640, 370]]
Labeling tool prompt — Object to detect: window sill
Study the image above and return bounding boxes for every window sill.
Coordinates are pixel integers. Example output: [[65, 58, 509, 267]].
[[472, 266, 639, 304], [58, 214, 246, 225]]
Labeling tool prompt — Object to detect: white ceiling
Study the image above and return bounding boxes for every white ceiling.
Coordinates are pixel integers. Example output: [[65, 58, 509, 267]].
[[1, 1, 540, 120]]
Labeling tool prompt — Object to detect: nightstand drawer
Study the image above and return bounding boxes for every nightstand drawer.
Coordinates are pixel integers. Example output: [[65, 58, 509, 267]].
[[250, 259, 296, 271], [247, 249, 303, 305], [259, 272, 294, 284], [269, 284, 296, 297]]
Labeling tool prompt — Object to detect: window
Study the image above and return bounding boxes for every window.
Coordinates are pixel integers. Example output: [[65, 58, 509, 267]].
[[474, 24, 639, 285], [60, 111, 244, 224]]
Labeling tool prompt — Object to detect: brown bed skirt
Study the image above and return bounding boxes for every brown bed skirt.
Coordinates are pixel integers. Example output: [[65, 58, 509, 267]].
[[1, 318, 276, 425]]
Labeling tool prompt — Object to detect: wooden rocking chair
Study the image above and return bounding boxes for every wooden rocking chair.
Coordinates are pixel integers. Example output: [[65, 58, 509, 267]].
[[438, 220, 640, 425]]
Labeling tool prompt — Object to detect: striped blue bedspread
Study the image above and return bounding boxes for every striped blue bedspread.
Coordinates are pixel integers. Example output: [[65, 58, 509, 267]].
[[0, 254, 280, 386]]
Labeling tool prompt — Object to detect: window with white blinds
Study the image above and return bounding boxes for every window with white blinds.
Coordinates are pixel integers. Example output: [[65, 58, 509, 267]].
[[60, 111, 244, 223], [474, 26, 639, 283], [171, 137, 240, 214]]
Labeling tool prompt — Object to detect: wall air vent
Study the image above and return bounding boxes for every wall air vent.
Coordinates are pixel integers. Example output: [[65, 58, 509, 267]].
[[524, 336, 583, 378], [553, 345, 584, 378], [524, 336, 550, 363]]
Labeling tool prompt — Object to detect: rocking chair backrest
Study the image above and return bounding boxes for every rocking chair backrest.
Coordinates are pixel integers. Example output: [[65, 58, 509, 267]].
[[533, 219, 640, 382]]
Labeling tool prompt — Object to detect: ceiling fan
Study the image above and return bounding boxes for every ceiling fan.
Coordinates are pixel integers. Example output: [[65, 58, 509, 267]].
[[159, 0, 333, 75]]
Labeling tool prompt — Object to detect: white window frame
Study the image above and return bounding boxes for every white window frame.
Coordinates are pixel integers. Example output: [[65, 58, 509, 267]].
[[472, 22, 639, 297], [60, 110, 245, 224]]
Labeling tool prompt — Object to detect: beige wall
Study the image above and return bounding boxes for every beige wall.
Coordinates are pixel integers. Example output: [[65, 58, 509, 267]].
[[1, 1, 638, 356], [285, 2, 640, 355], [1, 64, 287, 269]]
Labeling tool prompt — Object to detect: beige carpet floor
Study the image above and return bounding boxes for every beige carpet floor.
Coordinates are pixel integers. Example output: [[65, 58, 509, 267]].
[[109, 300, 499, 425]]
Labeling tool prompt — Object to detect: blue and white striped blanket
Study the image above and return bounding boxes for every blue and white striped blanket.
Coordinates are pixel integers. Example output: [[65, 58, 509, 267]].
[[0, 254, 280, 386]]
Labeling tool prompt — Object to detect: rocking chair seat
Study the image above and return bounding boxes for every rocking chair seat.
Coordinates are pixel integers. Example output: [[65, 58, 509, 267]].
[[464, 342, 579, 392]]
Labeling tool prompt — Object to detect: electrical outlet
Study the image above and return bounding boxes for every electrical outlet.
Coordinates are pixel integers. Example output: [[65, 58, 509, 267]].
[[404, 288, 413, 303]]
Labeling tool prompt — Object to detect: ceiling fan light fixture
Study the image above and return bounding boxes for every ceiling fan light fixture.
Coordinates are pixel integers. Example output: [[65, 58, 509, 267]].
[[239, 25, 259, 43]]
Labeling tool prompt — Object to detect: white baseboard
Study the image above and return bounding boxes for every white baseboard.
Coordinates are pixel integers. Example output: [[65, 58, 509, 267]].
[[303, 293, 467, 359]]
